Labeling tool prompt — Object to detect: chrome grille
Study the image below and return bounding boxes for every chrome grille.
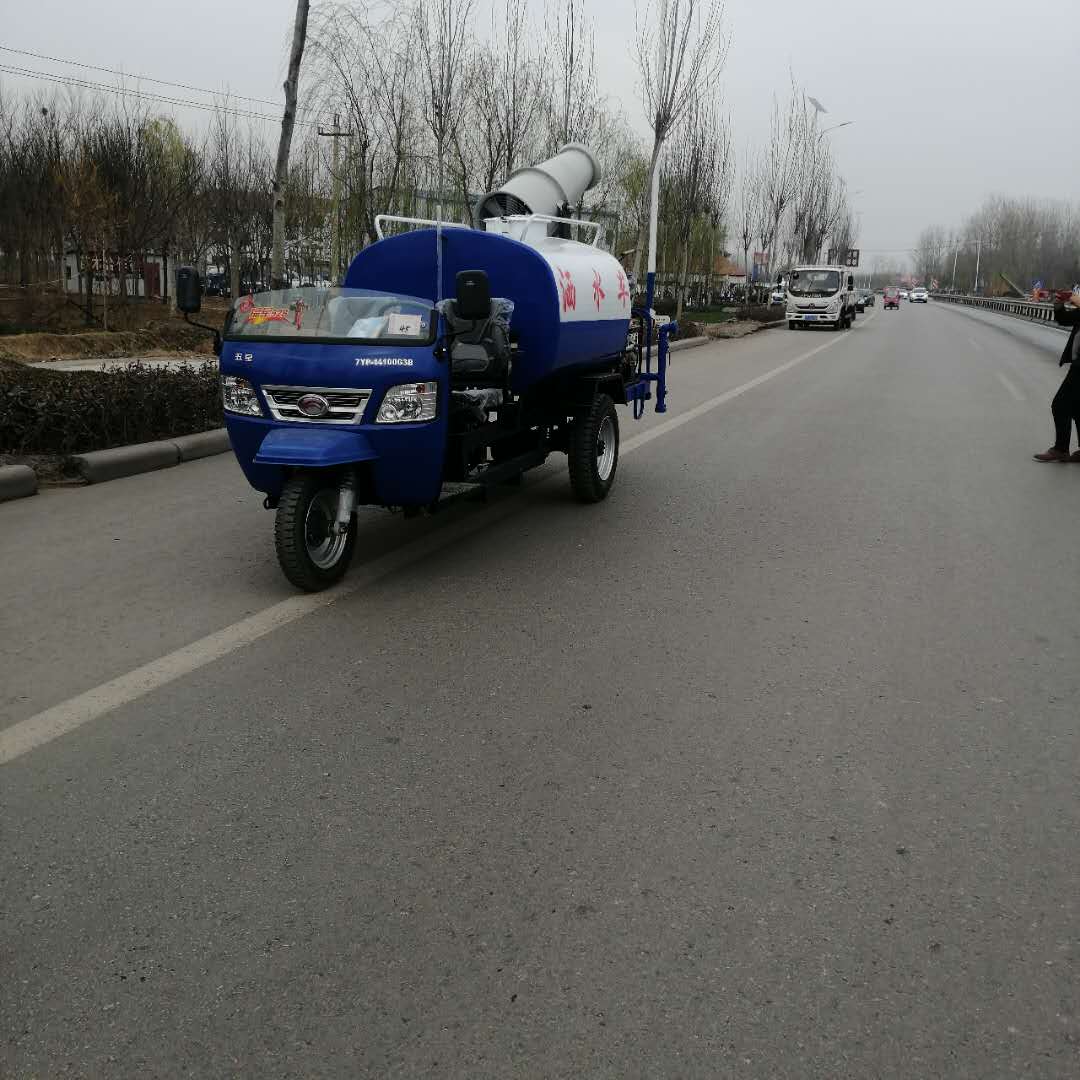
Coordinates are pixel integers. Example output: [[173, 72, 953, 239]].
[[261, 385, 372, 424]]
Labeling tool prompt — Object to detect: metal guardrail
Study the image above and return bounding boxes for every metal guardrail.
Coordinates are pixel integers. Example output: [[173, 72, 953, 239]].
[[931, 292, 1059, 326]]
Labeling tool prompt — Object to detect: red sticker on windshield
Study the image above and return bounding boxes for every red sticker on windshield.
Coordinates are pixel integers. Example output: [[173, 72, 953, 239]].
[[248, 307, 289, 326]]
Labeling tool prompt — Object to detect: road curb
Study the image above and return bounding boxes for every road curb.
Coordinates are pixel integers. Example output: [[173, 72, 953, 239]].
[[0, 464, 38, 502], [73, 441, 181, 484], [668, 336, 710, 353], [172, 428, 232, 461]]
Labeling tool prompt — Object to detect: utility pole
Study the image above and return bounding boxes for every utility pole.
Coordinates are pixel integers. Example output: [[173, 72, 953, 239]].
[[319, 114, 353, 284], [951, 242, 959, 292], [973, 238, 981, 295]]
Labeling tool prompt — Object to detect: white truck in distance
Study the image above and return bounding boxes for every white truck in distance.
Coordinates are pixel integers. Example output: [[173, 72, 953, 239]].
[[782, 266, 857, 331]]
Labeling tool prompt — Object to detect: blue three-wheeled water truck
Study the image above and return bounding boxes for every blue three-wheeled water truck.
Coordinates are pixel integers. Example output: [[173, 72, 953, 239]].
[[176, 145, 674, 591]]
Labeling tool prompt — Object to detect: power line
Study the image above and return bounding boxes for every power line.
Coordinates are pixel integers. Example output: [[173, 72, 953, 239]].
[[0, 43, 316, 113], [0, 64, 321, 129]]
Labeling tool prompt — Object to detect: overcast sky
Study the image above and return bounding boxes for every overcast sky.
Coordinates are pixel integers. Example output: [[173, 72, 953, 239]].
[[3, 0, 1074, 267]]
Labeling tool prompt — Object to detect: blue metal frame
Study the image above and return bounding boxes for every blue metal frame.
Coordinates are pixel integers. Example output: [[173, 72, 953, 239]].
[[628, 306, 674, 417]]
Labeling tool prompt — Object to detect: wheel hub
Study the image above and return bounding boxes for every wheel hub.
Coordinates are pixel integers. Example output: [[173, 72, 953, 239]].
[[304, 491, 349, 569], [595, 415, 616, 481]]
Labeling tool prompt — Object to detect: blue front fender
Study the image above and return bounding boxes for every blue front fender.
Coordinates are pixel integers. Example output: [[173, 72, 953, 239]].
[[254, 427, 379, 468]]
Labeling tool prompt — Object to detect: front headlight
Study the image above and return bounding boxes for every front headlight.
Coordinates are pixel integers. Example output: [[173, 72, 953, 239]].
[[376, 381, 438, 423], [827, 297, 841, 313], [222, 375, 263, 416]]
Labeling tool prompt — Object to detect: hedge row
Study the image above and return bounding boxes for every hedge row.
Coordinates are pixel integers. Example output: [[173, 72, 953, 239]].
[[0, 361, 223, 454]]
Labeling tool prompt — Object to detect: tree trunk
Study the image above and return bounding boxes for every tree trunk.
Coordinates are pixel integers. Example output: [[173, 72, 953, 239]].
[[271, 0, 311, 290], [83, 253, 93, 327], [675, 238, 690, 322], [707, 230, 715, 308], [230, 237, 241, 299]]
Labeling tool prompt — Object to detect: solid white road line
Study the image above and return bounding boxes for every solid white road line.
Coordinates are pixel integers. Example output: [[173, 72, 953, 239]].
[[996, 372, 1025, 402], [0, 314, 874, 765]]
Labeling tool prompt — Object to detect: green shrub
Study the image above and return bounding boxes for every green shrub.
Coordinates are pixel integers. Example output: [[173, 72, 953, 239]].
[[0, 360, 223, 454]]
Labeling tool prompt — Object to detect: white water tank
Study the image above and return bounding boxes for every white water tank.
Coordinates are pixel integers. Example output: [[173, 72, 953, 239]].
[[475, 143, 601, 226]]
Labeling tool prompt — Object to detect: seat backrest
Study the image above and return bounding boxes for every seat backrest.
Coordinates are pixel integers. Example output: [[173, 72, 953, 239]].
[[455, 269, 492, 321]]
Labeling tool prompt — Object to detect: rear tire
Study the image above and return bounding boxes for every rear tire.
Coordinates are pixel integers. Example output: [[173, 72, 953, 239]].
[[275, 472, 357, 592], [568, 393, 619, 503]]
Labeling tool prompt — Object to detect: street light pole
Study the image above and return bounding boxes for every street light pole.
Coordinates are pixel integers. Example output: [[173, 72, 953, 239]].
[[817, 121, 854, 140]]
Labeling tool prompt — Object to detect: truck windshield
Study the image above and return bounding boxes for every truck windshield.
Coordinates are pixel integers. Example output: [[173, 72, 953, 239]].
[[789, 270, 841, 297], [225, 286, 436, 344]]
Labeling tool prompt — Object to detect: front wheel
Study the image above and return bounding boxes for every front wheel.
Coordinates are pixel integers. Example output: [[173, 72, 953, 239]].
[[275, 472, 357, 591], [568, 393, 619, 503]]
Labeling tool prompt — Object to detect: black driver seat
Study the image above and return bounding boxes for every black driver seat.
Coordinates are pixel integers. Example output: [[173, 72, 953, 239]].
[[440, 270, 513, 382]]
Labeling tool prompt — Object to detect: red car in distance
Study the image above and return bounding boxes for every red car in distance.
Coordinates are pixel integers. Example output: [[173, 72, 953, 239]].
[[883, 286, 901, 310]]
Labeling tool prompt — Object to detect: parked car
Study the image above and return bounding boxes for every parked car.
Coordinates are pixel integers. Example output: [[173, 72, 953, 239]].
[[769, 288, 786, 306], [910, 287, 929, 303], [883, 286, 901, 310]]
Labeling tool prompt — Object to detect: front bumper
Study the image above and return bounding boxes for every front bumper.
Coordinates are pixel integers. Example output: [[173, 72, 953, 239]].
[[786, 311, 840, 323]]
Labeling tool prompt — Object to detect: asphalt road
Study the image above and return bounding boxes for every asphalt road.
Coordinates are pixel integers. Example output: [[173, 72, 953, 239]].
[[3, 303, 1079, 1078]]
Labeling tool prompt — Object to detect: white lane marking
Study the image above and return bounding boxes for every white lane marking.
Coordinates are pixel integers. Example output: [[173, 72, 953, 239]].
[[1, 315, 872, 765], [996, 372, 1025, 401]]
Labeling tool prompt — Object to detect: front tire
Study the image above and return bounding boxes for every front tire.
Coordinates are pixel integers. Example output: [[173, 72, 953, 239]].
[[275, 472, 357, 591], [568, 393, 619, 503]]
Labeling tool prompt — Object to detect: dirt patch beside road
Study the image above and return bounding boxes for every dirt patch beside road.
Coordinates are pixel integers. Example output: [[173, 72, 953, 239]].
[[0, 323, 215, 363]]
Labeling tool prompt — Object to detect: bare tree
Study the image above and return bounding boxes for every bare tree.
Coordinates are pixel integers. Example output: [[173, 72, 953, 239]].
[[271, 0, 311, 289], [544, 0, 600, 153], [912, 224, 948, 286], [736, 149, 760, 307], [756, 82, 800, 281], [414, 0, 476, 221], [666, 97, 729, 319], [632, 0, 728, 283]]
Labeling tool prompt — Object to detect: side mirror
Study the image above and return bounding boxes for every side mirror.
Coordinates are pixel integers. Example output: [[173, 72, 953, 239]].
[[176, 266, 203, 314], [847, 274, 854, 290]]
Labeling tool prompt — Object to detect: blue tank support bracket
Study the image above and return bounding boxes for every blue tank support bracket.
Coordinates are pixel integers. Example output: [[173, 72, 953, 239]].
[[624, 379, 651, 420], [655, 321, 676, 413], [254, 427, 379, 468]]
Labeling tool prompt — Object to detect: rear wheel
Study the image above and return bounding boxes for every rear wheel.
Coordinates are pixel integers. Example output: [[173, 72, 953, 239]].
[[275, 472, 357, 591], [568, 393, 619, 503]]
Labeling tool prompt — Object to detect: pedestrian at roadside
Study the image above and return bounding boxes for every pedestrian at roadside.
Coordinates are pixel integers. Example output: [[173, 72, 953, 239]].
[[1033, 287, 1080, 462]]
